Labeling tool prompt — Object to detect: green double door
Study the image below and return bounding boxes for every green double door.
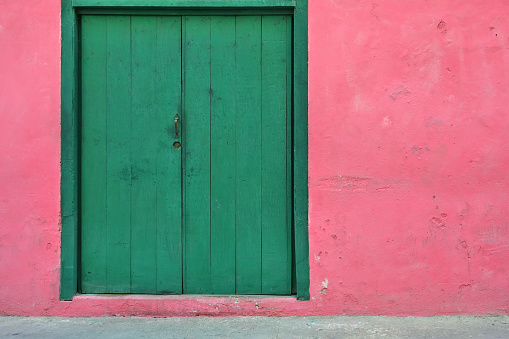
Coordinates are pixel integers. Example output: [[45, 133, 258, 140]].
[[80, 15, 292, 295]]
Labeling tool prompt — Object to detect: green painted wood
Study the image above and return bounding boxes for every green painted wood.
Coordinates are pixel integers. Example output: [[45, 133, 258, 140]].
[[60, 0, 79, 300], [130, 16, 159, 293], [65, 5, 309, 300], [80, 15, 183, 295], [293, 1, 310, 300], [183, 16, 212, 294], [235, 15, 263, 294], [73, 0, 295, 8], [105, 15, 132, 293], [286, 15, 296, 295], [261, 15, 291, 294], [155, 16, 183, 294], [181, 18, 188, 294], [80, 15, 108, 293], [210, 16, 236, 294]]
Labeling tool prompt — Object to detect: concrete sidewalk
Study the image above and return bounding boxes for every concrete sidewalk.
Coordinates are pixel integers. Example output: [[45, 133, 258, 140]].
[[1, 315, 508, 338]]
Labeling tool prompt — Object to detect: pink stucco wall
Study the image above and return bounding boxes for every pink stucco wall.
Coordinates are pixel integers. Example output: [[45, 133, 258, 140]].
[[1, 0, 508, 316]]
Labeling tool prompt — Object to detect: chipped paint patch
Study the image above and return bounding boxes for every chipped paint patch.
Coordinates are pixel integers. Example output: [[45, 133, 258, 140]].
[[321, 279, 329, 294]]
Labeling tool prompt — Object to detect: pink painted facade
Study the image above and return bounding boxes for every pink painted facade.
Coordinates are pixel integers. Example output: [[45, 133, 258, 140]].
[[1, 0, 509, 316]]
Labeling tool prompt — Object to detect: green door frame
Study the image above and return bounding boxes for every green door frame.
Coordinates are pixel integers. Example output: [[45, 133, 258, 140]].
[[60, 0, 309, 301]]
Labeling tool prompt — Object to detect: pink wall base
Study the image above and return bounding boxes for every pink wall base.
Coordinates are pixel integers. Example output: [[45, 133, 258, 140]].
[[1, 0, 509, 316]]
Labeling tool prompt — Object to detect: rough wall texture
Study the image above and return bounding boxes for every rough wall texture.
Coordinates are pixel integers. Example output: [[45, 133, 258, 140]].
[[0, 0, 508, 316], [0, 1, 62, 314], [308, 0, 509, 315]]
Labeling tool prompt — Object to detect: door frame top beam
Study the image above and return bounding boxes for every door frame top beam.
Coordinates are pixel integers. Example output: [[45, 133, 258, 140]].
[[72, 0, 295, 8]]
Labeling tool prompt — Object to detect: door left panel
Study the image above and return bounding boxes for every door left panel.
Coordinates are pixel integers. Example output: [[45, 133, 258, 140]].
[[80, 15, 183, 294]]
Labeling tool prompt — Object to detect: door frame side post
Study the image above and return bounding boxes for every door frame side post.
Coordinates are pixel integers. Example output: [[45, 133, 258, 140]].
[[61, 0, 79, 300], [293, 0, 309, 301]]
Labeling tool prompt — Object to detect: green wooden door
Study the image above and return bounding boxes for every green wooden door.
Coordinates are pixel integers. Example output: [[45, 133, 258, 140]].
[[80, 15, 292, 295]]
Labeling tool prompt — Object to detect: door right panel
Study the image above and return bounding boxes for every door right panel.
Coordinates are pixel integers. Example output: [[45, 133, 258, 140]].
[[183, 15, 292, 295]]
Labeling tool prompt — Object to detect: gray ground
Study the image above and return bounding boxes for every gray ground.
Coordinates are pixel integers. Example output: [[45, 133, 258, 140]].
[[0, 315, 508, 338]]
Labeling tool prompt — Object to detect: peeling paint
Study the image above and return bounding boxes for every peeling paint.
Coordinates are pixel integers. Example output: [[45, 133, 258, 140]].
[[321, 279, 329, 294]]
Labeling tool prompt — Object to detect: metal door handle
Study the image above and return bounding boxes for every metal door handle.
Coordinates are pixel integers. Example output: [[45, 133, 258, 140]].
[[174, 113, 180, 138]]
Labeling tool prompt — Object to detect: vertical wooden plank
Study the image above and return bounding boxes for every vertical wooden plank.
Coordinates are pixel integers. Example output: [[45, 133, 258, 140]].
[[210, 16, 236, 294], [105, 15, 132, 293], [183, 16, 212, 294], [286, 16, 296, 295], [235, 15, 263, 294], [80, 15, 108, 293], [261, 15, 291, 294], [155, 16, 183, 294], [131, 16, 158, 293], [181, 15, 188, 295]]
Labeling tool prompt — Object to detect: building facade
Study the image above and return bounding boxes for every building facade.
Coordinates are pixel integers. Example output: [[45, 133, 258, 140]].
[[1, 0, 508, 316]]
